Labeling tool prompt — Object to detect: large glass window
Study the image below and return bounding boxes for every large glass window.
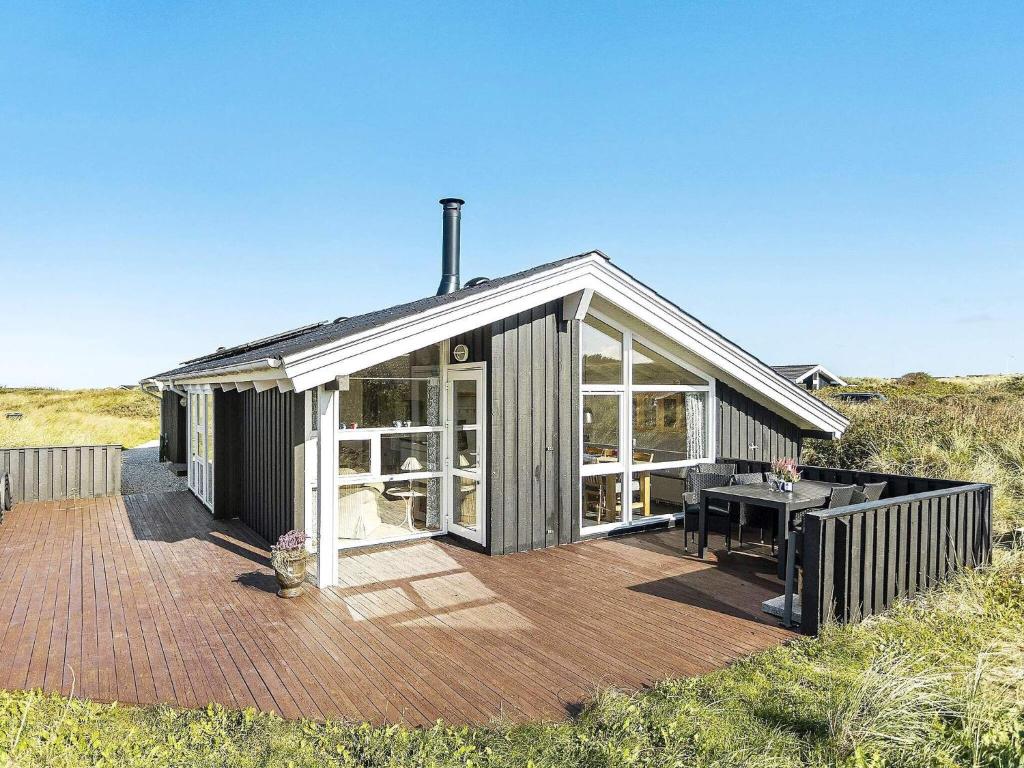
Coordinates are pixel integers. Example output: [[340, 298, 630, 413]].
[[632, 340, 705, 386], [339, 346, 440, 429], [582, 475, 623, 527], [631, 391, 707, 464], [339, 438, 372, 475], [580, 311, 713, 532], [583, 394, 621, 462], [582, 315, 623, 385], [336, 345, 443, 545]]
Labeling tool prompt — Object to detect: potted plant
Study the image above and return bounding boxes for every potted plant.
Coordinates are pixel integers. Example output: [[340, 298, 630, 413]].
[[270, 529, 309, 598], [770, 458, 801, 492]]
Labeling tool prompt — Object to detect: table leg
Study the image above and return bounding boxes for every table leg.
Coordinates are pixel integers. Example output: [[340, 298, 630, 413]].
[[697, 494, 707, 558], [776, 508, 789, 579], [783, 529, 798, 628]]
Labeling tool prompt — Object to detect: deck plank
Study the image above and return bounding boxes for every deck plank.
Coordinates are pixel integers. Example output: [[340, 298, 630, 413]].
[[0, 491, 792, 725]]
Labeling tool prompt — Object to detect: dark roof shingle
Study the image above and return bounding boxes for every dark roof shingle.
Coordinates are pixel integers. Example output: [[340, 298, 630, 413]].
[[149, 253, 593, 380]]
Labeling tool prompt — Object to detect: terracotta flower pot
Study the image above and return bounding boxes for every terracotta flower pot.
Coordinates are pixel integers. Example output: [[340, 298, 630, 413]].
[[271, 549, 308, 598]]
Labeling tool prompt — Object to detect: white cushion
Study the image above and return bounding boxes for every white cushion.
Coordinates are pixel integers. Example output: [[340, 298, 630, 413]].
[[338, 486, 383, 539]]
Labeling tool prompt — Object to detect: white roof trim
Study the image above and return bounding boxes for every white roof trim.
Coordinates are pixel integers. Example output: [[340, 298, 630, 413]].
[[793, 365, 848, 387], [154, 252, 848, 436]]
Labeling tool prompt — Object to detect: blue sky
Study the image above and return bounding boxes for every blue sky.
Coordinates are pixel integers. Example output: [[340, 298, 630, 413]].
[[1, 2, 1021, 387]]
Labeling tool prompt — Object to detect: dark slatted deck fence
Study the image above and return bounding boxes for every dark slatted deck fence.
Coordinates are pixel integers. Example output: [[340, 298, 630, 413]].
[[1, 445, 123, 504], [801, 483, 992, 634], [722, 459, 993, 635]]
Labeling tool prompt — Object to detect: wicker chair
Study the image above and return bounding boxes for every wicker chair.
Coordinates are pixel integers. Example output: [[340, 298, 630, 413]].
[[730, 472, 775, 550], [827, 485, 857, 509], [695, 462, 738, 476], [859, 481, 887, 501], [683, 471, 735, 551]]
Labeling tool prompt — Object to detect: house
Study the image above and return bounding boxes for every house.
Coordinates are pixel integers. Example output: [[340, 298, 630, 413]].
[[142, 198, 849, 588], [771, 364, 847, 391]]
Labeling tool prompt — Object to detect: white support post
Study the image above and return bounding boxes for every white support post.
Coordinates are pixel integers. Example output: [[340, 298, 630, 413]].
[[316, 388, 338, 587]]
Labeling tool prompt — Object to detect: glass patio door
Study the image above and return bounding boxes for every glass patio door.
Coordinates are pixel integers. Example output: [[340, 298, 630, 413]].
[[446, 365, 486, 545], [188, 391, 215, 511]]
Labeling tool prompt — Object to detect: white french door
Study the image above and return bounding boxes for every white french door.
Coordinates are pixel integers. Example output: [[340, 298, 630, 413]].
[[445, 364, 486, 545], [188, 390, 215, 511]]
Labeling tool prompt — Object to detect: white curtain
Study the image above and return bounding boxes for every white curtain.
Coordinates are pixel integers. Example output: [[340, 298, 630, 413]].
[[685, 393, 706, 458]]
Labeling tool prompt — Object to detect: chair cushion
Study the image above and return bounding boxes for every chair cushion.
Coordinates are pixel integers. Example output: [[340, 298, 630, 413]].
[[731, 472, 765, 486]]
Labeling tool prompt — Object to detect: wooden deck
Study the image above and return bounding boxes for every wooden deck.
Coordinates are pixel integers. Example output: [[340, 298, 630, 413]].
[[0, 491, 793, 725]]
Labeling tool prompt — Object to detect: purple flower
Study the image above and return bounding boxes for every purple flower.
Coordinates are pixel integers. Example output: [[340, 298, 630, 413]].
[[271, 529, 309, 553]]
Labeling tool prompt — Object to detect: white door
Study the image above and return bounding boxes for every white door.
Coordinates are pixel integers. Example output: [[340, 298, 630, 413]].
[[446, 365, 486, 545], [188, 391, 215, 511]]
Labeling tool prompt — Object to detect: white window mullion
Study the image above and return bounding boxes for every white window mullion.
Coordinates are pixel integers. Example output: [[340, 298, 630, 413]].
[[369, 433, 382, 476], [622, 329, 633, 525]]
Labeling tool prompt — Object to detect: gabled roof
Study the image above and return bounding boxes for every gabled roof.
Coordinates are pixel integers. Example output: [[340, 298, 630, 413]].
[[145, 251, 849, 436], [149, 253, 590, 381], [772, 364, 848, 387]]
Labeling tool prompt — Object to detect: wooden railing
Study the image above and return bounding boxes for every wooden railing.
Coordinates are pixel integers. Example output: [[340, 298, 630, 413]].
[[720, 458, 993, 634], [0, 445, 123, 504], [800, 483, 992, 634]]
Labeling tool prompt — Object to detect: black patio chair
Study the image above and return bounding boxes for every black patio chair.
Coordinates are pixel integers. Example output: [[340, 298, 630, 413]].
[[695, 462, 737, 476], [683, 471, 735, 552], [730, 471, 776, 551], [859, 481, 887, 501], [827, 485, 857, 509]]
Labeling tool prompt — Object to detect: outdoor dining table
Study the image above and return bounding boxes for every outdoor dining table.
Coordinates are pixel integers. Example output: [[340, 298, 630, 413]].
[[697, 480, 844, 578]]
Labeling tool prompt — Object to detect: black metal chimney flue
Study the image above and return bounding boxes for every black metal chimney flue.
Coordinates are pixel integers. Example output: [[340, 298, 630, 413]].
[[436, 197, 465, 295]]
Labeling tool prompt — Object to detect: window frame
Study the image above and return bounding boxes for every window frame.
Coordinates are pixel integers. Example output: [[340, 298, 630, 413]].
[[580, 308, 716, 534]]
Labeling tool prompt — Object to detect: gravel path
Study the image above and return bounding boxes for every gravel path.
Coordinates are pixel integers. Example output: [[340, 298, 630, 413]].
[[121, 439, 187, 495]]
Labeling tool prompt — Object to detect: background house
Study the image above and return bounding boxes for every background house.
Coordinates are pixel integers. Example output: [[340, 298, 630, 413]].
[[772, 364, 847, 391]]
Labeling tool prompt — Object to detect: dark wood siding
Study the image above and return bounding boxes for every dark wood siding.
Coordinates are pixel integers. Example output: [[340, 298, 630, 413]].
[[213, 390, 241, 520], [214, 388, 304, 544], [159, 391, 187, 464], [716, 381, 802, 462], [454, 300, 578, 555]]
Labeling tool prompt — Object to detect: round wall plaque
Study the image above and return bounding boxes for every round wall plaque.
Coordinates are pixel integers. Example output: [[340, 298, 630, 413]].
[[453, 343, 470, 362]]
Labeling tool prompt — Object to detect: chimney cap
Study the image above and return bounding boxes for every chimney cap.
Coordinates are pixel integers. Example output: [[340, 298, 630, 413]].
[[439, 197, 465, 207]]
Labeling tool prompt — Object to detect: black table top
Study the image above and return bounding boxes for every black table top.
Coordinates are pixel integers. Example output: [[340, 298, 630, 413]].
[[700, 480, 842, 511]]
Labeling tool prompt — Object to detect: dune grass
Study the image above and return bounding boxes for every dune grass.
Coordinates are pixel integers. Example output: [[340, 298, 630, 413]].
[[804, 373, 1024, 533], [0, 387, 159, 449]]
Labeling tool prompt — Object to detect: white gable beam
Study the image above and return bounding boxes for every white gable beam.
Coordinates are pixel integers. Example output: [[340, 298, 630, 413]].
[[276, 380, 295, 393], [234, 381, 255, 392], [253, 379, 280, 393], [246, 253, 845, 435], [560, 288, 593, 323]]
